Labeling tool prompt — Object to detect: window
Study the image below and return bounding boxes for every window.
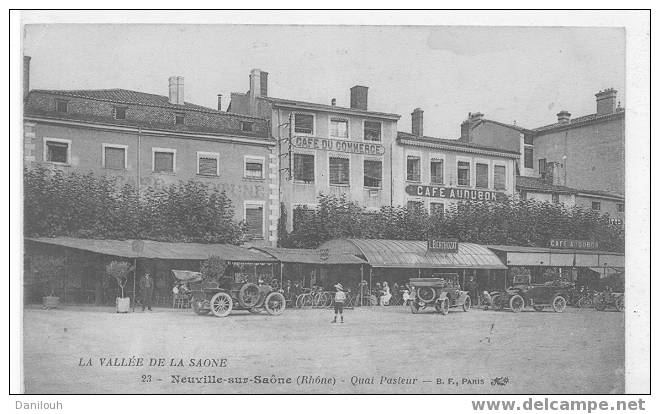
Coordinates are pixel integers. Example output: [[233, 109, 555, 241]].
[[330, 118, 348, 139], [552, 193, 560, 204], [538, 158, 547, 174], [175, 113, 185, 125], [293, 153, 315, 183], [407, 200, 423, 212], [56, 99, 68, 113], [494, 165, 506, 190], [430, 159, 444, 184], [524, 147, 534, 169], [240, 121, 254, 132], [407, 156, 421, 182], [153, 149, 175, 173], [245, 203, 264, 239], [45, 139, 69, 164], [523, 135, 534, 145], [113, 106, 127, 120], [457, 161, 471, 186], [430, 202, 444, 217], [617, 203, 625, 213], [103, 145, 126, 170], [476, 163, 489, 188], [294, 114, 314, 134], [329, 157, 349, 185], [364, 121, 381, 141], [244, 157, 264, 179], [197, 152, 219, 176], [364, 160, 382, 188], [591, 201, 601, 211]]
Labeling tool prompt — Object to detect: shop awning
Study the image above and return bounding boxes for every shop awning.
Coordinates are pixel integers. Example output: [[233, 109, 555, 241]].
[[319, 239, 507, 269], [487, 245, 624, 268], [251, 247, 366, 265], [25, 237, 276, 263]]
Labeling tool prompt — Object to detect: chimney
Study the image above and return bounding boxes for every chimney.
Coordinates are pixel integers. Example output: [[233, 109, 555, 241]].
[[595, 88, 617, 115], [557, 110, 571, 125], [460, 112, 484, 142], [217, 94, 222, 111], [249, 69, 269, 98], [23, 56, 31, 100], [469, 112, 484, 123], [411, 108, 424, 137], [168, 76, 185, 105], [350, 85, 368, 110], [331, 98, 336, 107]]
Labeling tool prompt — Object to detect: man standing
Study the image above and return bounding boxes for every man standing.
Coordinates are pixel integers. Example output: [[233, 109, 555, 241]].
[[332, 283, 346, 323], [139, 272, 154, 311]]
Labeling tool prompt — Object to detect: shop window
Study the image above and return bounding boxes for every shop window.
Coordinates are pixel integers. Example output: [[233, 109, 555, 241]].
[[294, 114, 314, 134], [430, 202, 444, 218], [364, 160, 382, 188], [104, 145, 126, 170], [330, 118, 348, 139], [407, 156, 421, 182], [45, 139, 69, 164], [329, 157, 349, 185], [197, 153, 219, 176], [153, 149, 175, 173], [494, 165, 506, 190], [476, 163, 489, 188], [591, 201, 601, 211], [430, 159, 444, 184], [244, 157, 264, 179], [457, 161, 470, 186], [364, 121, 381, 141], [293, 154, 315, 183], [245, 204, 264, 239]]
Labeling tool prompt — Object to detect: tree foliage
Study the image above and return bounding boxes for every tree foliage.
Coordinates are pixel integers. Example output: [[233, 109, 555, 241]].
[[282, 194, 624, 251], [24, 167, 248, 244], [105, 260, 134, 298]]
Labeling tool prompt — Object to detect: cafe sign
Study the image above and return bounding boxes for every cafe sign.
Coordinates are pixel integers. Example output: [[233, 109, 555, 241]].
[[406, 184, 504, 202], [292, 136, 385, 156], [427, 238, 459, 253], [549, 239, 599, 250]]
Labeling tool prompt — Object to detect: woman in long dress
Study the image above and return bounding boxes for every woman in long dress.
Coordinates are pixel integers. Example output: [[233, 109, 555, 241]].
[[380, 281, 392, 306]]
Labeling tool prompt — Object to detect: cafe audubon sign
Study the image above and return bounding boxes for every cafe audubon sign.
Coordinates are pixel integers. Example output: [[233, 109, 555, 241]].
[[406, 184, 504, 202]]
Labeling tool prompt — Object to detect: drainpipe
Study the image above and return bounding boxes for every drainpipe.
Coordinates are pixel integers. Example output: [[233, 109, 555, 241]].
[[390, 127, 394, 207]]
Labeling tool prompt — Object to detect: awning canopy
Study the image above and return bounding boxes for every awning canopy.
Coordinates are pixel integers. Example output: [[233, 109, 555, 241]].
[[251, 247, 366, 265], [319, 239, 507, 269], [25, 237, 276, 263], [487, 245, 624, 268]]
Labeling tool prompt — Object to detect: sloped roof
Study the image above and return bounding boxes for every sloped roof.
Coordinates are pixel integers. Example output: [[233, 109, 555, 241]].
[[516, 176, 578, 194], [533, 110, 624, 134], [262, 96, 401, 120], [320, 239, 507, 269], [575, 188, 624, 200], [480, 119, 534, 134], [25, 237, 276, 262], [251, 247, 366, 265], [397, 132, 520, 157]]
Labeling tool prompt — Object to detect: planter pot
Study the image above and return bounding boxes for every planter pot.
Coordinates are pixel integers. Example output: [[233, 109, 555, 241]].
[[116, 297, 131, 313], [42, 296, 60, 309]]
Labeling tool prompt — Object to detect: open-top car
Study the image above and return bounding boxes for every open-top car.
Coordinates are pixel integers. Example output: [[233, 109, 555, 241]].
[[490, 275, 570, 313], [593, 290, 624, 312], [409, 274, 471, 315]]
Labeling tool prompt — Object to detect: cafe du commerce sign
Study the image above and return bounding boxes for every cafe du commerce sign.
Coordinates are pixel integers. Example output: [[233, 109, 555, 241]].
[[406, 184, 504, 202], [292, 136, 385, 156], [427, 238, 459, 253], [549, 239, 599, 250]]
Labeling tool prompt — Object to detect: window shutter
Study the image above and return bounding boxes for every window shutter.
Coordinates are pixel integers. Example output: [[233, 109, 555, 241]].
[[364, 121, 381, 141], [154, 152, 174, 172], [294, 114, 314, 134], [198, 157, 217, 175], [364, 160, 382, 187], [329, 157, 349, 185], [245, 205, 264, 238], [430, 159, 443, 184], [245, 161, 263, 178], [294, 154, 314, 182], [494, 165, 506, 190], [407, 157, 420, 181], [105, 147, 125, 169], [476, 163, 489, 188]]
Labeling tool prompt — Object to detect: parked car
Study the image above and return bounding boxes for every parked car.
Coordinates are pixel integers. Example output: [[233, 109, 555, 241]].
[[489, 275, 571, 313], [409, 274, 471, 315], [593, 290, 624, 312]]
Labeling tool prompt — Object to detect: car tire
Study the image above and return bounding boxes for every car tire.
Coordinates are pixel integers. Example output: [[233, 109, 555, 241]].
[[436, 298, 449, 315], [210, 292, 233, 317], [552, 295, 567, 313], [509, 295, 524, 313], [462, 296, 471, 312], [417, 287, 437, 304], [615, 296, 624, 312]]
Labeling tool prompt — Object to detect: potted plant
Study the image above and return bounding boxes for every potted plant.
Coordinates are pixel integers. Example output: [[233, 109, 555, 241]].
[[30, 255, 65, 309], [106, 261, 134, 313]]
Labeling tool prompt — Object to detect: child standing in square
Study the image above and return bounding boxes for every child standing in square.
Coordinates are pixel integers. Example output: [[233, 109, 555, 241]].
[[332, 283, 346, 323]]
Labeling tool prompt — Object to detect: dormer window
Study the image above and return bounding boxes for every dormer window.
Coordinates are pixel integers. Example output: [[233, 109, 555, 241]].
[[56, 99, 68, 113], [175, 113, 185, 125], [113, 106, 127, 120], [241, 121, 254, 132]]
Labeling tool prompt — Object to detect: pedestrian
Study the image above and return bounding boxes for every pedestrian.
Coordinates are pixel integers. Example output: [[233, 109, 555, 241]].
[[332, 283, 346, 323], [139, 272, 154, 311]]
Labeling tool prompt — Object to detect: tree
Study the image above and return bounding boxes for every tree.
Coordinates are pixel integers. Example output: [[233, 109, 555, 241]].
[[105, 261, 134, 298]]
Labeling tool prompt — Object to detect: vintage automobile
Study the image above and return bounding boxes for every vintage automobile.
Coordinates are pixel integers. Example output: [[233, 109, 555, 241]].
[[409, 275, 471, 315], [489, 275, 570, 313], [593, 290, 624, 312], [172, 270, 286, 317]]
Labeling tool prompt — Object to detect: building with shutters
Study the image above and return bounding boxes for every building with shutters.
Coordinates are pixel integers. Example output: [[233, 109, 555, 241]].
[[23, 58, 278, 246], [392, 108, 519, 214], [228, 69, 400, 230]]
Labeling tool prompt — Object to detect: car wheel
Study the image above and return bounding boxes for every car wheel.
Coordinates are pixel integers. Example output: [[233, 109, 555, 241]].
[[265, 292, 286, 316], [509, 295, 524, 313], [436, 298, 449, 315], [210, 292, 233, 317], [552, 296, 567, 313], [615, 296, 624, 312], [417, 287, 437, 304], [462, 296, 471, 312]]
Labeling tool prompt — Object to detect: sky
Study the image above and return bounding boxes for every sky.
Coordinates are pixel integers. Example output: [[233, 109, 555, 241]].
[[23, 24, 625, 138]]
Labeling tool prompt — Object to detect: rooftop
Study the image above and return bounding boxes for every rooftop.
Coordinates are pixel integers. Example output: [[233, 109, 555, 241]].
[[397, 131, 520, 157], [256, 95, 401, 120], [516, 176, 578, 194], [533, 110, 625, 134]]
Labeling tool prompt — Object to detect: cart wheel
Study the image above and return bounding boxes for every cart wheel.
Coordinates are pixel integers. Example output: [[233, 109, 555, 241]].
[[210, 292, 233, 317], [462, 296, 471, 312], [552, 295, 567, 313], [533, 306, 544, 312], [410, 300, 420, 314], [265, 292, 286, 316], [191, 299, 210, 315], [615, 296, 624, 312], [238, 283, 260, 308], [509, 295, 524, 313], [436, 298, 449, 315]]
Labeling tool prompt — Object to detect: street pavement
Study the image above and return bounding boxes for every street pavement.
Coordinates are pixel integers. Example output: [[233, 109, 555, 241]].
[[22, 304, 624, 394]]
